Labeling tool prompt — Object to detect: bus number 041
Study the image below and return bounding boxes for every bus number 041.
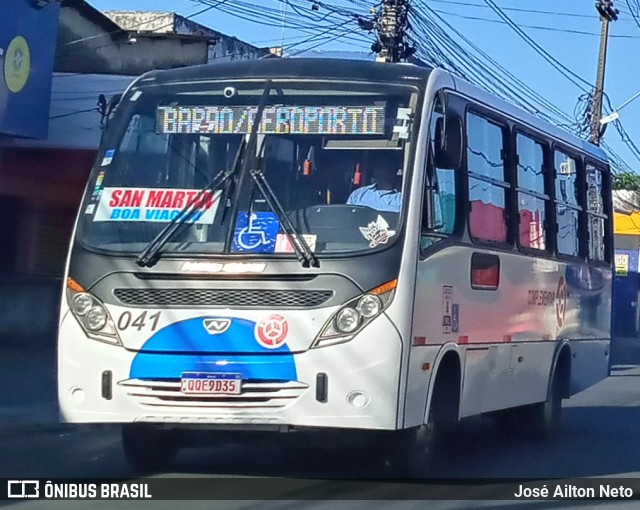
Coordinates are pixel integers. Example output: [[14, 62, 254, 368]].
[[117, 311, 161, 331]]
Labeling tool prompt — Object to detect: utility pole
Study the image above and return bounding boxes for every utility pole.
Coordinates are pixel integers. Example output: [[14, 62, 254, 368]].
[[591, 0, 618, 145], [371, 0, 415, 63]]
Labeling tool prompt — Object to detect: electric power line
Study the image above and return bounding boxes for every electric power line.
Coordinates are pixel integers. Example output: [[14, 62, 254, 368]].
[[433, 7, 640, 39], [482, 0, 592, 92]]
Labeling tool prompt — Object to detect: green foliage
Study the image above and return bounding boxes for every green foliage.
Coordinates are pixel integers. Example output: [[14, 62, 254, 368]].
[[613, 172, 640, 191]]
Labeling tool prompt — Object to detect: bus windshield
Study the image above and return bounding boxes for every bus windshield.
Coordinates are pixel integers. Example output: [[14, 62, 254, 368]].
[[80, 80, 419, 258]]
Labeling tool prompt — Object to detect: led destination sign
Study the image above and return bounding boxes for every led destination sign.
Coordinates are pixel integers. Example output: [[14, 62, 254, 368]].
[[156, 105, 386, 135]]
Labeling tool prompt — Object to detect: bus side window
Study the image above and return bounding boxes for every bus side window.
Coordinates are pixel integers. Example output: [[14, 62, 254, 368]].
[[516, 133, 548, 251], [467, 112, 509, 243], [554, 151, 580, 257], [586, 163, 608, 262], [435, 167, 456, 234], [421, 104, 457, 249]]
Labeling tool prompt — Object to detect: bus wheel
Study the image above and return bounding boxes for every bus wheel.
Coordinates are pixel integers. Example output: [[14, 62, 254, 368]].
[[411, 403, 443, 471], [398, 372, 456, 475], [527, 367, 563, 440], [122, 424, 179, 473]]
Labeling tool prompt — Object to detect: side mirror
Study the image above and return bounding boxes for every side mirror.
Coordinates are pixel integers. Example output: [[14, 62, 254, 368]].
[[108, 94, 122, 116], [98, 94, 123, 141], [434, 115, 463, 170]]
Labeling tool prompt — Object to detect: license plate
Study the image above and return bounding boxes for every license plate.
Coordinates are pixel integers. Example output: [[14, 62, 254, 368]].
[[180, 372, 242, 395]]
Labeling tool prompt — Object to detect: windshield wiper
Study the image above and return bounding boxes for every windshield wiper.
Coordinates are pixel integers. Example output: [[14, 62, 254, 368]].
[[249, 167, 319, 268], [136, 81, 317, 268], [138, 82, 277, 267], [135, 132, 248, 268], [138, 81, 275, 268], [228, 81, 317, 268], [135, 166, 238, 267]]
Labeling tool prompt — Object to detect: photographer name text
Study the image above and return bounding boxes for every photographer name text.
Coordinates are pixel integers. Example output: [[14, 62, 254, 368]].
[[514, 484, 633, 499]]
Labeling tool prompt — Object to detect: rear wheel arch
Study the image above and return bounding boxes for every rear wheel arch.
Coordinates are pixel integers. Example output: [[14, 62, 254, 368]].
[[522, 341, 571, 440], [423, 346, 462, 425], [552, 341, 572, 399]]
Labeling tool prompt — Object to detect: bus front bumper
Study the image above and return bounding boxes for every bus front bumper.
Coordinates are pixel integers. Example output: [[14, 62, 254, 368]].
[[58, 313, 403, 430]]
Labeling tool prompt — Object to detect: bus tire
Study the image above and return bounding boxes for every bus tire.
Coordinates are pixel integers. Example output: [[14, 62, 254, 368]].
[[411, 397, 446, 470], [526, 365, 563, 440], [122, 424, 178, 473], [399, 360, 460, 474]]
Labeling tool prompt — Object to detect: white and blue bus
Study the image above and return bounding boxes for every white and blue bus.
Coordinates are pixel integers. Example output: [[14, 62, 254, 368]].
[[58, 59, 613, 472]]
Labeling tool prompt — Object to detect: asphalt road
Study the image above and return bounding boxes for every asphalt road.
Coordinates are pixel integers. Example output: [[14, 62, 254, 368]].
[[1, 343, 640, 509]]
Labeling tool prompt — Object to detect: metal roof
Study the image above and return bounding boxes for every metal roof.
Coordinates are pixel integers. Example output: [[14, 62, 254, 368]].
[[136, 58, 432, 86]]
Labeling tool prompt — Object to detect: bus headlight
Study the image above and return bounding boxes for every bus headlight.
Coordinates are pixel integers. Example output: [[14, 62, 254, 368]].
[[312, 279, 397, 349], [356, 294, 382, 318], [72, 293, 94, 316], [86, 305, 108, 331], [335, 308, 361, 333], [66, 280, 121, 345]]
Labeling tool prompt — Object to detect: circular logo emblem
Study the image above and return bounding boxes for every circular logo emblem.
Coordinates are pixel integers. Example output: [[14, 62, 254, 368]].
[[255, 314, 288, 349], [4, 36, 31, 93], [556, 276, 568, 328]]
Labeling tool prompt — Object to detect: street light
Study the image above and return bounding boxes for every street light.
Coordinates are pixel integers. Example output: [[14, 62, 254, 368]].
[[599, 90, 640, 125]]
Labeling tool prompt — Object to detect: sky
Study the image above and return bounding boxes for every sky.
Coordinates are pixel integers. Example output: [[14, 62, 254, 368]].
[[89, 0, 640, 173]]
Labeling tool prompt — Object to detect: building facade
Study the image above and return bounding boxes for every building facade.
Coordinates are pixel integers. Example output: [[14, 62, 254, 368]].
[[0, 0, 270, 278], [0, 0, 61, 275]]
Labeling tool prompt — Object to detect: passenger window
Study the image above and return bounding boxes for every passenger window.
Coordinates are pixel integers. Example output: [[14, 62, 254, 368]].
[[430, 110, 457, 233], [554, 151, 580, 257], [586, 163, 608, 261], [516, 134, 548, 250], [467, 113, 508, 243], [437, 170, 456, 232]]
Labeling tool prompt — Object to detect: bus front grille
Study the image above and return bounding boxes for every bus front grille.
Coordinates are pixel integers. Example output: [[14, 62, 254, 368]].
[[113, 288, 333, 308], [119, 379, 309, 409]]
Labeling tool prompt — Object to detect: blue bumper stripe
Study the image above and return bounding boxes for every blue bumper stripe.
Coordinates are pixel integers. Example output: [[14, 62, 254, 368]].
[[130, 352, 297, 381]]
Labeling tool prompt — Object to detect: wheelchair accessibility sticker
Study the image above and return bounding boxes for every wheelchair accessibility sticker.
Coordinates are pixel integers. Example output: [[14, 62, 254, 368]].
[[232, 211, 280, 253]]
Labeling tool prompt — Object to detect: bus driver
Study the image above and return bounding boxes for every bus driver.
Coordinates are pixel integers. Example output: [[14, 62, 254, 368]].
[[346, 156, 402, 213]]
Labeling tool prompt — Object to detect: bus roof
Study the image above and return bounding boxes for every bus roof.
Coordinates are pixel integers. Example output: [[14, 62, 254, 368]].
[[137, 58, 432, 87], [136, 58, 608, 165]]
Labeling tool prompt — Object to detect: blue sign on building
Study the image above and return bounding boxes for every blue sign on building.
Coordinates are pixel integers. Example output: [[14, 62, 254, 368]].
[[0, 0, 60, 139], [613, 249, 640, 337]]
